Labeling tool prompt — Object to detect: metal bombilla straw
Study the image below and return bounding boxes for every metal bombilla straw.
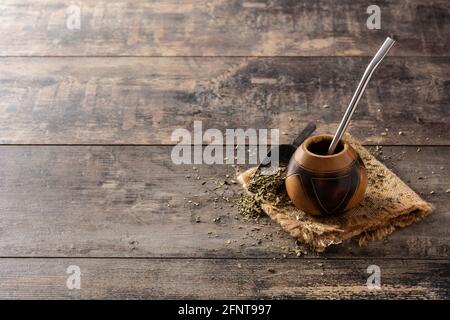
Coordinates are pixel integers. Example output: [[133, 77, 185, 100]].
[[327, 37, 396, 155]]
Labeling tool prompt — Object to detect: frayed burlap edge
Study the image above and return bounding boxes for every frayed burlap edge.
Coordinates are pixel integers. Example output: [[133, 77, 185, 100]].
[[260, 201, 432, 252]]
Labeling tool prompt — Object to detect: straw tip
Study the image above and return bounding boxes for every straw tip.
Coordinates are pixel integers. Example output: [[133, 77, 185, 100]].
[[387, 35, 396, 43]]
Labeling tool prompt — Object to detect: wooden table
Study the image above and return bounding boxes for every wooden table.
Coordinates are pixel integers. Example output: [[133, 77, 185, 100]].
[[0, 0, 448, 299]]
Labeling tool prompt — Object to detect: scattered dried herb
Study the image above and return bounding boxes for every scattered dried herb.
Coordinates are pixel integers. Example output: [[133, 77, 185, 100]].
[[237, 194, 263, 218], [237, 167, 291, 218]]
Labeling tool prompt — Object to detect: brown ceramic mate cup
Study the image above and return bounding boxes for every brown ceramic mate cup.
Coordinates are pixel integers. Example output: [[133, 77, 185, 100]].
[[285, 134, 367, 216]]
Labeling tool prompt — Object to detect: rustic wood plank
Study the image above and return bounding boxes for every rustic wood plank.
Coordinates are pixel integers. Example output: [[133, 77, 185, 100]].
[[0, 145, 448, 258], [0, 0, 449, 56], [0, 57, 448, 144], [0, 258, 447, 299]]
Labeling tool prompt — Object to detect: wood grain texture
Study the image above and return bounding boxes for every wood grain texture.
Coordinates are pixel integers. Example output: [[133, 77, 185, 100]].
[[0, 258, 448, 299], [1, 0, 448, 301], [0, 145, 448, 258], [0, 57, 448, 144], [0, 0, 449, 56]]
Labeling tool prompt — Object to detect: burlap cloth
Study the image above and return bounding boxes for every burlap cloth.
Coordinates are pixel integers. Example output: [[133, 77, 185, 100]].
[[237, 134, 433, 252]]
